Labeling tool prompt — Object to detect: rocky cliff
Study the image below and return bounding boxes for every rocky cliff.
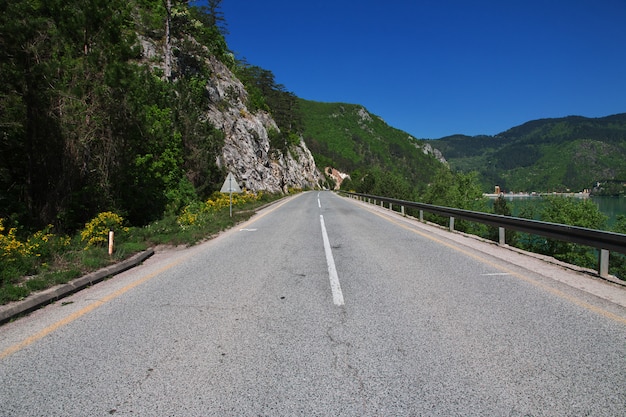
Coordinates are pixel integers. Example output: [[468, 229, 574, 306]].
[[204, 57, 322, 193]]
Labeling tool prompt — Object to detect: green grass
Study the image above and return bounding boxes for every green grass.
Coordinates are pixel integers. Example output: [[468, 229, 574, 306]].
[[0, 192, 286, 305]]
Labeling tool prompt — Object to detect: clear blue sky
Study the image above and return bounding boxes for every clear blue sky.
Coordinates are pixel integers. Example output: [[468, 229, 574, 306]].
[[212, 0, 625, 139]]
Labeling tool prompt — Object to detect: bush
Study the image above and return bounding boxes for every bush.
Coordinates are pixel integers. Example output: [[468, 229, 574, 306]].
[[515, 197, 608, 271], [0, 220, 69, 283], [177, 191, 261, 228], [1, 192, 283, 305], [80, 212, 129, 249], [0, 219, 28, 270]]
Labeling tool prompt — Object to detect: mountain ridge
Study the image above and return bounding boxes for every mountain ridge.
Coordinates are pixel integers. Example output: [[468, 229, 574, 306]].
[[424, 113, 626, 193], [297, 93, 625, 195], [298, 99, 446, 191]]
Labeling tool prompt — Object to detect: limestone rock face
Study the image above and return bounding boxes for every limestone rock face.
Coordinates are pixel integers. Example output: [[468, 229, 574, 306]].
[[420, 142, 448, 165], [205, 56, 322, 193], [324, 167, 351, 190]]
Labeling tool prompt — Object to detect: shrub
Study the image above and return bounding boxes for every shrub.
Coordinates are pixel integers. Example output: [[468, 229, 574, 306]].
[[0, 219, 28, 265], [1, 220, 72, 287], [80, 212, 129, 249], [177, 191, 261, 227]]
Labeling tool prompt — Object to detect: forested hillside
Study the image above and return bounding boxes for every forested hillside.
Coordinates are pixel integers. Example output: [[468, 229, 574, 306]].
[[0, 0, 228, 230], [426, 114, 626, 194], [0, 0, 313, 233], [299, 99, 446, 197]]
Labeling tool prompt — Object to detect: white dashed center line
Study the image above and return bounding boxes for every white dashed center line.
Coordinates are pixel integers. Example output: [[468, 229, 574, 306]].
[[319, 215, 344, 306]]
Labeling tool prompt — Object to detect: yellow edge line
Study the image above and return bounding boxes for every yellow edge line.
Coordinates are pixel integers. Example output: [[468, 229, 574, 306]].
[[1, 195, 298, 360], [363, 204, 626, 326], [0, 261, 179, 360]]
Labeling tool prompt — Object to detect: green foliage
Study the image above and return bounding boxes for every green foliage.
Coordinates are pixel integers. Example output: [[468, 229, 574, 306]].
[[235, 63, 302, 146], [349, 169, 413, 201], [0, 0, 228, 231], [540, 196, 608, 229], [419, 169, 487, 234], [80, 212, 129, 249], [299, 100, 444, 193], [0, 192, 285, 304], [493, 195, 512, 216], [425, 114, 626, 193], [594, 181, 626, 196], [487, 195, 517, 245], [177, 191, 263, 228], [515, 197, 608, 270], [421, 169, 485, 211]]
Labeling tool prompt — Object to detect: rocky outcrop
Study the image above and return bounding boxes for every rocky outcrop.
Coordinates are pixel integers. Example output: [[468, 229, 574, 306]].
[[139, 30, 322, 194], [324, 167, 351, 190], [420, 142, 448, 165], [204, 56, 322, 193]]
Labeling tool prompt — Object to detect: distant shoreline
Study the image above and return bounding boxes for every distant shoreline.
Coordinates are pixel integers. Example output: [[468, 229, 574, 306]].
[[484, 192, 591, 199]]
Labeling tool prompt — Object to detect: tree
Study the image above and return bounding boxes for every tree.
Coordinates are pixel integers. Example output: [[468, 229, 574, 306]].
[[493, 195, 511, 216], [420, 168, 486, 233], [488, 195, 517, 245], [517, 197, 608, 269], [164, 0, 172, 79], [235, 63, 303, 150]]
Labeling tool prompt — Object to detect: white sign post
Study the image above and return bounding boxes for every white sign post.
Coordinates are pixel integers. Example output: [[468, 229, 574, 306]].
[[220, 172, 242, 217]]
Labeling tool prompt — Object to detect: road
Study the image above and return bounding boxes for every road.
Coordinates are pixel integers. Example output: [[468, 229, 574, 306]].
[[1, 191, 625, 416]]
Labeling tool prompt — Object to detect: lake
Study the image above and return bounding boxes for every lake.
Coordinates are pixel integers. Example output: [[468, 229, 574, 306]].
[[486, 195, 626, 229]]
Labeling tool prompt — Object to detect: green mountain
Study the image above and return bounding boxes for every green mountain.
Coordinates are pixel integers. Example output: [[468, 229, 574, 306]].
[[298, 99, 446, 190], [425, 114, 626, 194]]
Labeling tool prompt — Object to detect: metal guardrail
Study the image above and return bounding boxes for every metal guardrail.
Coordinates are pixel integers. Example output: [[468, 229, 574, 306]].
[[339, 191, 626, 279]]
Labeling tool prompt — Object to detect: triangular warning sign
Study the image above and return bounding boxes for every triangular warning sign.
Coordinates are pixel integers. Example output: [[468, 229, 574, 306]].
[[220, 172, 242, 193]]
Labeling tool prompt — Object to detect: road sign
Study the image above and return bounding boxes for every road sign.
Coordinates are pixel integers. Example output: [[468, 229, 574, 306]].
[[220, 172, 242, 193], [220, 172, 242, 217]]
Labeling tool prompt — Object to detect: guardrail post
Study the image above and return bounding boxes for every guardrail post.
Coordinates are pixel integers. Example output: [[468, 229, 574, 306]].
[[599, 249, 609, 278], [390, 202, 393, 211], [419, 210, 423, 222], [401, 206, 405, 216], [381, 200, 384, 208], [499, 227, 506, 246], [449, 217, 455, 231]]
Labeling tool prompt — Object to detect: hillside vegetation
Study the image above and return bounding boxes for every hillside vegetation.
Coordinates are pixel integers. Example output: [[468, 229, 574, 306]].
[[426, 114, 626, 194], [299, 99, 445, 196], [0, 0, 307, 233], [0, 0, 316, 301], [0, 0, 231, 231]]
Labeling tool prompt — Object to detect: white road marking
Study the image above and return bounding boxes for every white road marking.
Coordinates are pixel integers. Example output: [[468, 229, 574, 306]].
[[239, 228, 258, 232], [481, 273, 511, 276], [318, 198, 321, 208], [320, 215, 345, 306]]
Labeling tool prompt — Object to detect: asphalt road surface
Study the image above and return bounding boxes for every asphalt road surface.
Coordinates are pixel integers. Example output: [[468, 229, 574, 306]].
[[1, 191, 625, 416]]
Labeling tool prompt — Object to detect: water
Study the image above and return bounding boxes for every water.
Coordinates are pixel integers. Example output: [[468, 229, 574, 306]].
[[594, 196, 626, 227], [487, 195, 626, 230]]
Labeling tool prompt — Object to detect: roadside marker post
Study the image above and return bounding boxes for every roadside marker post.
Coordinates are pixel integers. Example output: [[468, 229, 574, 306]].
[[220, 172, 242, 217], [108, 230, 114, 255]]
